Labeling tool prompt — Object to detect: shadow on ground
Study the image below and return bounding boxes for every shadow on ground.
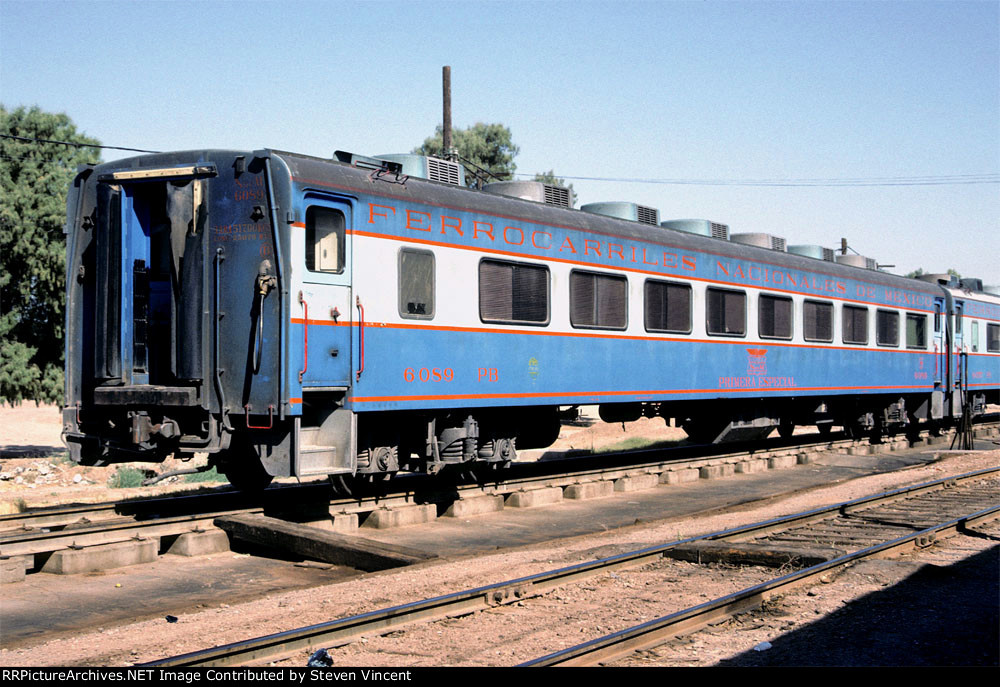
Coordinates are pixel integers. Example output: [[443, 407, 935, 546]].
[[718, 544, 999, 666], [0, 444, 64, 459]]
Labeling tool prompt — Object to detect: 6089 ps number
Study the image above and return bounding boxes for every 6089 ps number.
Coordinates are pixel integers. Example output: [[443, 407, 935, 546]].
[[403, 367, 454, 383]]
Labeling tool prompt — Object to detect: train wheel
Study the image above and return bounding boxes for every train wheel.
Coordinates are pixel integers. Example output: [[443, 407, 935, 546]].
[[777, 421, 795, 438], [816, 423, 832, 437], [217, 436, 274, 492]]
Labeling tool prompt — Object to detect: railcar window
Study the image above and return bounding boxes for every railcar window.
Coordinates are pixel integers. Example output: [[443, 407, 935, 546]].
[[758, 294, 792, 339], [305, 206, 345, 274], [843, 305, 869, 345], [644, 280, 691, 333], [988, 323, 1000, 352], [906, 313, 927, 349], [479, 259, 549, 325], [970, 320, 979, 352], [803, 300, 833, 342], [398, 248, 434, 319], [706, 288, 746, 337], [877, 309, 899, 347], [570, 271, 627, 329]]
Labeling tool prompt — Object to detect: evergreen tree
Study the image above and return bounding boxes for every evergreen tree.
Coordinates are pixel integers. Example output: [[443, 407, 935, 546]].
[[1, 106, 100, 404], [414, 122, 519, 186]]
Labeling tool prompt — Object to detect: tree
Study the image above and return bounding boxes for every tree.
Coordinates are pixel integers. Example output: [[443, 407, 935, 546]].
[[533, 170, 577, 208], [414, 122, 519, 186], [0, 106, 100, 404], [905, 267, 961, 280]]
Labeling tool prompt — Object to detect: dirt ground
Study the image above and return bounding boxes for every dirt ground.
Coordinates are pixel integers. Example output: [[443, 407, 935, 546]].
[[0, 404, 225, 511], [1, 404, 997, 667]]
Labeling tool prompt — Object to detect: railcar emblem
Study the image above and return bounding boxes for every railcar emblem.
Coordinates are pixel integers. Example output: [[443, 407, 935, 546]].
[[747, 348, 768, 375]]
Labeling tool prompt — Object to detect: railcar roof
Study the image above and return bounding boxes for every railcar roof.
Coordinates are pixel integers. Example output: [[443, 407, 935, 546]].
[[276, 150, 942, 296], [89, 148, 954, 298]]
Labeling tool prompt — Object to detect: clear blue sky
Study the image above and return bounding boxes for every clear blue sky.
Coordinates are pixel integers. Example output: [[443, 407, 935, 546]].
[[2, 0, 997, 283]]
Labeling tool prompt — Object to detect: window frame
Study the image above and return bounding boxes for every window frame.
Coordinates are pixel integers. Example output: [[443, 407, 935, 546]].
[[876, 308, 900, 347], [758, 293, 793, 340], [569, 269, 628, 331], [643, 279, 692, 334], [905, 312, 928, 350], [304, 205, 346, 275], [478, 258, 551, 326], [987, 323, 1000, 353], [842, 304, 869, 345], [706, 287, 747, 338], [802, 299, 834, 343], [397, 247, 435, 320]]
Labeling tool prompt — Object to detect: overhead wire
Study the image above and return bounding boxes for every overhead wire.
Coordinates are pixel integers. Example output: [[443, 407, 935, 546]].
[[516, 172, 1000, 187], [3, 133, 997, 187]]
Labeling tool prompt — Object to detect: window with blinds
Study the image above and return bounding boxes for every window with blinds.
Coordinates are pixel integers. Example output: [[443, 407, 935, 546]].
[[843, 305, 868, 345], [706, 288, 746, 336], [644, 280, 691, 333], [479, 259, 549, 325], [803, 300, 833, 343], [570, 270, 627, 329], [877, 309, 899, 346], [759, 294, 792, 339]]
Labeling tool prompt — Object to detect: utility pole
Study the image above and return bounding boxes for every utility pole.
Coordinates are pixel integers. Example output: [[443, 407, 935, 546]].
[[442, 66, 454, 161]]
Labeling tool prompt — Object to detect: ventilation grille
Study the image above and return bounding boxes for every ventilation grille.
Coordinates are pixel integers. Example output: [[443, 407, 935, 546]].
[[637, 205, 659, 225], [711, 222, 730, 240], [426, 157, 463, 186], [823, 247, 835, 262], [543, 184, 571, 208], [731, 233, 786, 252]]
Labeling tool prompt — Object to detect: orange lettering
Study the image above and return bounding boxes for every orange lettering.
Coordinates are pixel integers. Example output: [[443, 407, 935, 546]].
[[369, 203, 396, 224], [441, 215, 463, 236], [531, 231, 552, 249], [406, 210, 431, 232], [473, 221, 495, 241], [503, 226, 524, 245]]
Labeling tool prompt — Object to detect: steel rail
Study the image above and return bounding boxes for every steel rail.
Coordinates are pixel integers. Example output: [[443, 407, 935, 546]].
[[0, 507, 263, 557], [0, 433, 875, 550], [5, 422, 995, 560], [142, 466, 999, 668], [521, 503, 1000, 666]]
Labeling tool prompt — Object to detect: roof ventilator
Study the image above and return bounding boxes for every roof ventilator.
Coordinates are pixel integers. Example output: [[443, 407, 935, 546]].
[[788, 245, 836, 262], [835, 254, 879, 270], [660, 219, 730, 240], [372, 154, 465, 186], [482, 181, 571, 208], [580, 201, 659, 225], [730, 233, 787, 252]]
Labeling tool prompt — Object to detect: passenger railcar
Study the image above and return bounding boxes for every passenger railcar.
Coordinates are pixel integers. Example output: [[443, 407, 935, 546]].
[[61, 149, 1000, 488]]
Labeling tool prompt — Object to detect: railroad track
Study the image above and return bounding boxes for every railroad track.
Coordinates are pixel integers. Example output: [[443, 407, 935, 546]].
[[142, 466, 1000, 667], [4, 421, 995, 578]]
